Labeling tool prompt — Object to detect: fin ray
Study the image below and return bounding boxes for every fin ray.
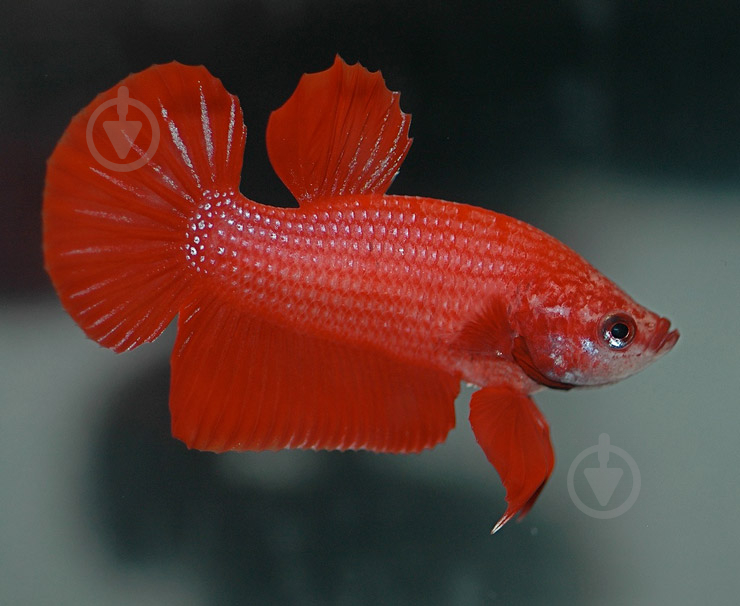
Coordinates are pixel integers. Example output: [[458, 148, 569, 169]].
[[170, 297, 460, 453], [266, 56, 412, 204], [43, 62, 246, 351]]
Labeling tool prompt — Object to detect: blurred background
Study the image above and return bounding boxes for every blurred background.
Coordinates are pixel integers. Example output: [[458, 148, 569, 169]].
[[1, 1, 739, 604]]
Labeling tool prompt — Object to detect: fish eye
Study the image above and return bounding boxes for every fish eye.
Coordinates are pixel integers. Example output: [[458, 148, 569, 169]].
[[600, 314, 636, 350]]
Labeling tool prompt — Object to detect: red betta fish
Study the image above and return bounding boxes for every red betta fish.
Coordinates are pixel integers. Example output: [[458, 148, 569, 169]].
[[43, 57, 679, 532]]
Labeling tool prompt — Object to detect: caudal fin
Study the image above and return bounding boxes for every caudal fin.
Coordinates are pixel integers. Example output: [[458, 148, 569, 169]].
[[43, 62, 246, 351]]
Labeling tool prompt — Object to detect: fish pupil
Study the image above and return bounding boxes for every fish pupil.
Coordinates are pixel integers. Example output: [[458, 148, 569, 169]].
[[611, 322, 629, 339]]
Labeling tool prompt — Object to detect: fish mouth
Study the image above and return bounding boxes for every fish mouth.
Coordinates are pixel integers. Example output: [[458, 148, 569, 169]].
[[648, 317, 680, 354]]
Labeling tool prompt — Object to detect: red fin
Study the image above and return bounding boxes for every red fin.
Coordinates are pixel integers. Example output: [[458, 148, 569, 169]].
[[454, 298, 512, 356], [43, 62, 246, 351], [468, 386, 554, 533], [512, 336, 574, 390], [170, 296, 459, 453], [266, 55, 412, 204]]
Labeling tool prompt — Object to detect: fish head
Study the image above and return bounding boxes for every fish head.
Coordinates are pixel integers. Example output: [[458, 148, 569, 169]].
[[513, 279, 679, 388]]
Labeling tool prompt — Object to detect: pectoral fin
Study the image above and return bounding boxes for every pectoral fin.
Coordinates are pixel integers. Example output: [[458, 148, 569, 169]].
[[468, 385, 554, 533]]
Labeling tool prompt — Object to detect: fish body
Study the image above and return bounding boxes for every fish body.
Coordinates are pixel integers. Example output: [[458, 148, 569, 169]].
[[186, 192, 551, 386], [43, 57, 678, 532]]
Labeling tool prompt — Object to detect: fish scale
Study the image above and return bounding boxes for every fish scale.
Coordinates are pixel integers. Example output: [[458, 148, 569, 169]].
[[190, 191, 525, 373]]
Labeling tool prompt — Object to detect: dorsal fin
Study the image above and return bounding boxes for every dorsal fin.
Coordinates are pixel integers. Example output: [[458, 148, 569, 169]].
[[266, 55, 412, 205]]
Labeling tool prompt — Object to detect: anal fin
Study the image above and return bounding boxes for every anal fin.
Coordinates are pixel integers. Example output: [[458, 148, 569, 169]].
[[170, 296, 460, 454], [468, 385, 554, 533]]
